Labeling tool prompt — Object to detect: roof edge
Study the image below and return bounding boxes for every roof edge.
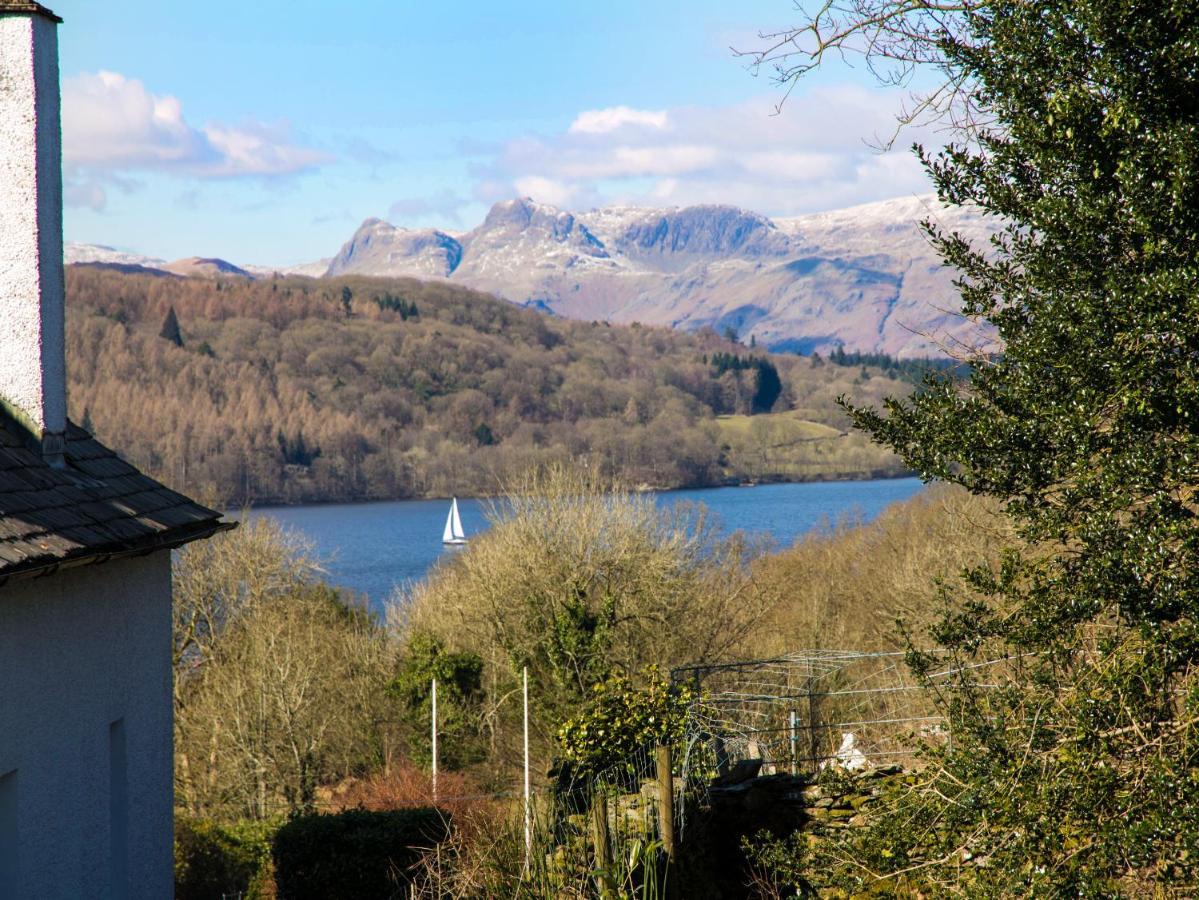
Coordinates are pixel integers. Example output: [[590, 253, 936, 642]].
[[0, 519, 236, 586], [0, 2, 63, 23]]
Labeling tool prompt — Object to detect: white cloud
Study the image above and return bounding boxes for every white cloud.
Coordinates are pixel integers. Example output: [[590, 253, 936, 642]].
[[61, 70, 331, 205], [569, 106, 669, 135], [475, 86, 934, 216], [512, 176, 580, 209]]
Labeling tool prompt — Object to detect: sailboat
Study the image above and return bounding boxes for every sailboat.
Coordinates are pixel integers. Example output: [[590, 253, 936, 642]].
[[442, 497, 468, 546]]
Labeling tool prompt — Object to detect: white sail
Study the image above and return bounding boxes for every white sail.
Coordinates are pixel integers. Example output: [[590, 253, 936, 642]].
[[450, 498, 465, 540], [443, 498, 467, 544]]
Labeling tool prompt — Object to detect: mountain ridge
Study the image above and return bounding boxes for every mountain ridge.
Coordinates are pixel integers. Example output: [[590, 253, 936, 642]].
[[323, 193, 995, 358], [68, 193, 997, 358]]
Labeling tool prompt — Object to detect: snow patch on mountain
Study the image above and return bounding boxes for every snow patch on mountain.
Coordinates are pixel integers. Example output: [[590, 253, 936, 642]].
[[73, 192, 1002, 357], [326, 218, 463, 278], [66, 242, 167, 270]]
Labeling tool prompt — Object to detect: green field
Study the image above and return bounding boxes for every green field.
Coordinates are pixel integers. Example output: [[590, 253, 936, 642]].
[[707, 411, 905, 482], [713, 412, 843, 443]]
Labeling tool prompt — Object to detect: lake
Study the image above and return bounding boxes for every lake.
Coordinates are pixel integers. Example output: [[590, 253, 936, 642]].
[[245, 477, 926, 612]]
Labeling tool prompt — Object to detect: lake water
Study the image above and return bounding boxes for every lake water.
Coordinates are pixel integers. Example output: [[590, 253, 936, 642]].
[[245, 478, 925, 611]]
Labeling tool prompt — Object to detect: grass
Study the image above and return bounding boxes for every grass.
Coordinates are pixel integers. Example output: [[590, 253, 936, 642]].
[[707, 411, 904, 482], [713, 412, 843, 443]]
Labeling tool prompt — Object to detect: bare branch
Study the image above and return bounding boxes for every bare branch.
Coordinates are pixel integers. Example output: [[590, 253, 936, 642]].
[[734, 0, 992, 142]]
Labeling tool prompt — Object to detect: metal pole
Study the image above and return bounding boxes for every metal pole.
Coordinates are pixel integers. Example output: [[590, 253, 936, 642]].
[[789, 709, 798, 776], [523, 666, 531, 865], [431, 678, 438, 803]]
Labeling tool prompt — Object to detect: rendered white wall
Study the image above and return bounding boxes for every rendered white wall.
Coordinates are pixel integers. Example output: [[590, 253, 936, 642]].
[[0, 554, 175, 900], [0, 12, 66, 438]]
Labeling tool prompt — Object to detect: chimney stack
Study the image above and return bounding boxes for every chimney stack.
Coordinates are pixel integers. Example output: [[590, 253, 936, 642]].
[[0, 1, 65, 465]]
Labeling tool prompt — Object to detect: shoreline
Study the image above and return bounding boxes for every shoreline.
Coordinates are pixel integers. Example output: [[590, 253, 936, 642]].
[[235, 468, 919, 513]]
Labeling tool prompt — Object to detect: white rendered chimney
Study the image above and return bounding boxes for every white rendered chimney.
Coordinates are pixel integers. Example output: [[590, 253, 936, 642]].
[[0, 2, 65, 464]]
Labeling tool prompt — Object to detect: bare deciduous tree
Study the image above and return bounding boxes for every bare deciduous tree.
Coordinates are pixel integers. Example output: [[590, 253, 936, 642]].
[[736, 0, 991, 142], [173, 522, 394, 819]]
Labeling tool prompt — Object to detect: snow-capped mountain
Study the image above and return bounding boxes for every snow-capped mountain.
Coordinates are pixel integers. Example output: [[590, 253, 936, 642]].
[[325, 219, 462, 278], [243, 258, 332, 279], [68, 194, 999, 357], [65, 242, 167, 270], [324, 194, 997, 357], [67, 242, 328, 281]]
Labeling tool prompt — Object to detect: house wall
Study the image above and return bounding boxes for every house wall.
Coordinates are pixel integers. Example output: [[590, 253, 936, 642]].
[[0, 553, 174, 900]]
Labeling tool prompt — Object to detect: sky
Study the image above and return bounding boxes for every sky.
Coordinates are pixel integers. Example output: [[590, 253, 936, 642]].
[[52, 0, 936, 267]]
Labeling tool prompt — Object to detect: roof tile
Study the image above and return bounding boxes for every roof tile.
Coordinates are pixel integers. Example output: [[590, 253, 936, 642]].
[[0, 414, 229, 579]]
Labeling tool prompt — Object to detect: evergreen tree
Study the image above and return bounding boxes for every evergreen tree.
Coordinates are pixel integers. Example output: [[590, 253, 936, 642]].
[[472, 422, 496, 446], [160, 305, 183, 347], [752, 0, 1199, 893], [751, 359, 782, 413]]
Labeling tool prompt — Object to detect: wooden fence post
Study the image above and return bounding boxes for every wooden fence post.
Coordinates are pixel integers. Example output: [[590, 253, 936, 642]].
[[656, 744, 676, 899], [591, 792, 612, 891]]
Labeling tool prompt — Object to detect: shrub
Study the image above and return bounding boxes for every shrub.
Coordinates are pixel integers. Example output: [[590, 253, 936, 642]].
[[272, 808, 450, 900], [401, 463, 766, 772], [175, 817, 279, 900], [557, 667, 693, 779]]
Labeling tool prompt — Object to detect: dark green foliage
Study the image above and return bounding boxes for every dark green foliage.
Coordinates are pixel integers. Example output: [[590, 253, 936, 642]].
[[708, 352, 754, 376], [374, 292, 420, 320], [159, 305, 183, 347], [271, 808, 450, 900], [751, 358, 782, 413], [174, 817, 278, 900], [710, 353, 783, 413], [741, 830, 812, 898], [825, 345, 962, 385], [472, 422, 497, 446], [798, 0, 1199, 893], [557, 667, 693, 778], [389, 634, 486, 769], [339, 285, 353, 317], [276, 429, 320, 466]]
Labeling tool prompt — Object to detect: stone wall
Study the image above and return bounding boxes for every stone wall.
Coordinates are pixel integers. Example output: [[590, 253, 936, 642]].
[[552, 762, 913, 899]]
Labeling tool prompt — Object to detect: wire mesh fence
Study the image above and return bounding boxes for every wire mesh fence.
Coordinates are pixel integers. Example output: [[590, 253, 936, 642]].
[[413, 649, 1007, 894], [673, 650, 951, 781]]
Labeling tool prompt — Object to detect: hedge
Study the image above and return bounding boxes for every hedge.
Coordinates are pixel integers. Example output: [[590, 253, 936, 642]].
[[175, 817, 279, 900], [272, 807, 450, 900]]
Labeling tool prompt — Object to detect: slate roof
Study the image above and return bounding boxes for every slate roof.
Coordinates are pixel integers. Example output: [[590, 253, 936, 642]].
[[0, 414, 231, 583]]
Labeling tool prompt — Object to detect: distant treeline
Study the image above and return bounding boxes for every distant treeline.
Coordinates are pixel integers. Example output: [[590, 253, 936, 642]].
[[65, 267, 910, 505], [815, 346, 968, 384], [704, 353, 783, 413]]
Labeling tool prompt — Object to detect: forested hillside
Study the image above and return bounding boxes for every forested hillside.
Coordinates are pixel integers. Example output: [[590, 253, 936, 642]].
[[65, 267, 908, 505]]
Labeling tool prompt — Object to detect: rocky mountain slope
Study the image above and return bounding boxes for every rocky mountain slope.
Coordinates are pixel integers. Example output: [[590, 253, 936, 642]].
[[324, 194, 997, 357], [162, 257, 254, 279], [67, 193, 998, 358]]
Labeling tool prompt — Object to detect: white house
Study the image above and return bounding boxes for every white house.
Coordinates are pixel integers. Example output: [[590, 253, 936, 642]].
[[0, 3, 230, 896]]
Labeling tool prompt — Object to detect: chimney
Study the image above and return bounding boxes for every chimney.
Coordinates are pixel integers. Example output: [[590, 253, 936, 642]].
[[0, 1, 66, 466]]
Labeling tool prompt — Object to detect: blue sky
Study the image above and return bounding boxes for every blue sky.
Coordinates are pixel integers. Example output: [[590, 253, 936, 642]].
[[53, 0, 933, 266]]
